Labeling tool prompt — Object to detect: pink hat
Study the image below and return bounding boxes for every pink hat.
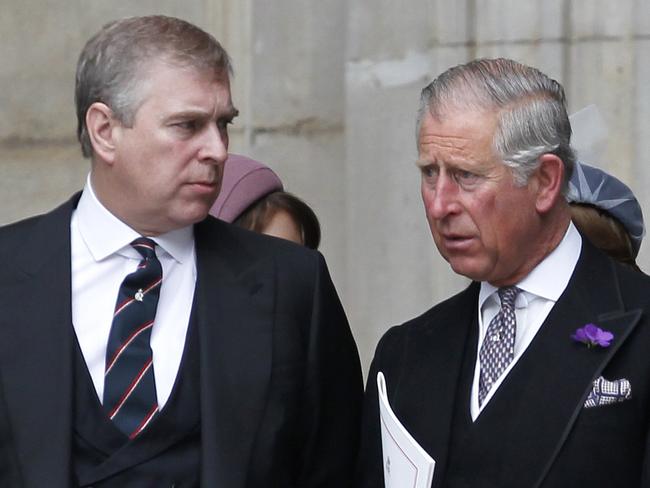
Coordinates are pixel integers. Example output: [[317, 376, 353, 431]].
[[210, 154, 284, 223]]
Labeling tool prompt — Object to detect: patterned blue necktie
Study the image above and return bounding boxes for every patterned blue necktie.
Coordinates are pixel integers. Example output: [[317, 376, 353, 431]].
[[478, 286, 520, 406], [103, 237, 161, 438]]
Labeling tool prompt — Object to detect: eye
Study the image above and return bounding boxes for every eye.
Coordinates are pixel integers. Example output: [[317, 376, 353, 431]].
[[420, 164, 439, 184], [174, 120, 199, 132], [453, 170, 481, 189]]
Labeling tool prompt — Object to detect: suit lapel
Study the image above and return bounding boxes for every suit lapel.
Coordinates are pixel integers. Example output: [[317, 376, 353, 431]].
[[388, 284, 478, 487], [479, 240, 642, 487], [194, 220, 273, 488], [0, 196, 79, 486]]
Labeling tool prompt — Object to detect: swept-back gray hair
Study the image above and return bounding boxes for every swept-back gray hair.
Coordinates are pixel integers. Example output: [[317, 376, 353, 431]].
[[75, 15, 233, 158], [417, 58, 575, 192]]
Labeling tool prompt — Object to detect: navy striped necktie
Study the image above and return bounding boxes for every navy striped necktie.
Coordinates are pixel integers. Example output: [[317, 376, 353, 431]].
[[103, 237, 162, 438]]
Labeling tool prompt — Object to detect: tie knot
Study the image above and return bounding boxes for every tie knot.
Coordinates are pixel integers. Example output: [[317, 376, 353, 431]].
[[131, 237, 157, 260], [497, 286, 519, 309]]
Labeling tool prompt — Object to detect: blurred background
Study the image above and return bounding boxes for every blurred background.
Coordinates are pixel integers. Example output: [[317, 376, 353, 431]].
[[2, 0, 649, 375]]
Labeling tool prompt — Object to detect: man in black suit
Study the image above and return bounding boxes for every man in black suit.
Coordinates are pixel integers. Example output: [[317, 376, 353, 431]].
[[356, 58, 650, 487], [0, 15, 362, 487]]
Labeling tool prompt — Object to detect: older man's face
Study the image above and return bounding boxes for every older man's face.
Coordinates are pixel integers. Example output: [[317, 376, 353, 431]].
[[417, 109, 543, 286]]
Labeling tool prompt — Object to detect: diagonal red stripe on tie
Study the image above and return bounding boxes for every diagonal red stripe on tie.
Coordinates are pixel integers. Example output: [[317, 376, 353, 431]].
[[112, 278, 161, 317], [129, 403, 159, 439], [132, 242, 156, 252], [142, 277, 162, 294], [114, 296, 135, 317], [105, 321, 155, 374], [108, 358, 154, 419]]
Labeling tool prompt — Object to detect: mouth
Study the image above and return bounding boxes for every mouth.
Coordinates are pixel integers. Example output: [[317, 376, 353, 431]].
[[187, 181, 219, 193], [438, 233, 475, 251]]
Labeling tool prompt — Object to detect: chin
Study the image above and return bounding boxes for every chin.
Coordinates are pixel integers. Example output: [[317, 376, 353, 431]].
[[448, 259, 488, 282], [174, 209, 211, 228]]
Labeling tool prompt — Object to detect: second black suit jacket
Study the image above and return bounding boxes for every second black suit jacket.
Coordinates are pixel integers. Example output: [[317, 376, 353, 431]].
[[357, 238, 650, 488], [0, 193, 363, 487]]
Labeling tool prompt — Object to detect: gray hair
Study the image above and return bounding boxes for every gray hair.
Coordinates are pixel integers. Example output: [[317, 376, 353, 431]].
[[75, 15, 233, 158], [417, 58, 575, 193]]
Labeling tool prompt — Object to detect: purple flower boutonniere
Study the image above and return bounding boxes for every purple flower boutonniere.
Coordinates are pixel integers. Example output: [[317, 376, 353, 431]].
[[571, 323, 614, 349]]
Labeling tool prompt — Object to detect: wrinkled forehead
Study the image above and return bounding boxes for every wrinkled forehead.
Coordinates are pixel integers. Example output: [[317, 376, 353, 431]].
[[419, 106, 498, 142]]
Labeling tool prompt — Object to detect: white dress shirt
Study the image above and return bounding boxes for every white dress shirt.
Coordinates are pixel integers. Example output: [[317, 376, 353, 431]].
[[470, 222, 582, 420], [71, 176, 196, 408]]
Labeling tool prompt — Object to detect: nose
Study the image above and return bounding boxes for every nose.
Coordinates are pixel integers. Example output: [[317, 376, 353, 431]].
[[424, 173, 459, 220], [198, 123, 228, 165]]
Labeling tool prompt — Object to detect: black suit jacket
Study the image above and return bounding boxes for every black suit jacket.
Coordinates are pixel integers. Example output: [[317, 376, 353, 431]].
[[356, 238, 650, 487], [0, 193, 363, 487]]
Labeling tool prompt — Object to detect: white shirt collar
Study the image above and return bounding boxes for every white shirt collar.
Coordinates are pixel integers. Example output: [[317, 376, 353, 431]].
[[76, 174, 194, 263], [479, 221, 582, 307]]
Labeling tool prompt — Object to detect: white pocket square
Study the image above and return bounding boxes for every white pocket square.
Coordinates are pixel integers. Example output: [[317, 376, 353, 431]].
[[584, 376, 631, 409]]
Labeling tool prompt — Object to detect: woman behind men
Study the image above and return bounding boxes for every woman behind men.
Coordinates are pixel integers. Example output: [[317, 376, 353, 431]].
[[567, 160, 645, 271], [210, 154, 321, 249]]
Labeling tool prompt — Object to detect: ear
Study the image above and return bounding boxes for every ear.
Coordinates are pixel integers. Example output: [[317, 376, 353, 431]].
[[85, 102, 121, 164], [532, 153, 565, 214]]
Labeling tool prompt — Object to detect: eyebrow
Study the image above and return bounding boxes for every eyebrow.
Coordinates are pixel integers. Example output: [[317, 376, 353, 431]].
[[415, 158, 436, 168], [167, 106, 240, 121]]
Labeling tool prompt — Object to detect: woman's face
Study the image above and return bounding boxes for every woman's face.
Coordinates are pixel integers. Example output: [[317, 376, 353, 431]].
[[261, 209, 303, 245]]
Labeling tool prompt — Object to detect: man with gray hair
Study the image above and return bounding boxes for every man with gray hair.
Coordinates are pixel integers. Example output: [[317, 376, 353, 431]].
[[356, 58, 650, 487], [0, 15, 362, 487]]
